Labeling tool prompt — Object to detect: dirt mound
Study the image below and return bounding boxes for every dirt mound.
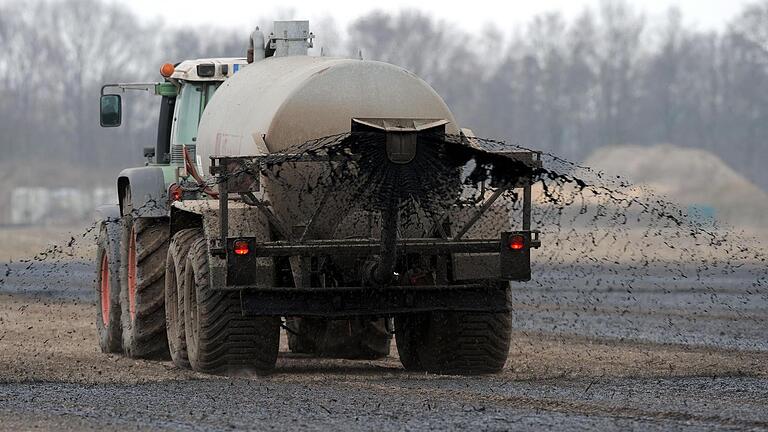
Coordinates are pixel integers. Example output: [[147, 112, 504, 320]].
[[583, 144, 768, 228]]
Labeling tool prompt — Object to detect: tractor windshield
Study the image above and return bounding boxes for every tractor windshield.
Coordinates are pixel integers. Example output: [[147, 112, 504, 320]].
[[174, 82, 220, 145]]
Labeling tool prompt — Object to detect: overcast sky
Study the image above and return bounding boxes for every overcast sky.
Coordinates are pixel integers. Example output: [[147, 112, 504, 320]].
[[124, 0, 751, 34]]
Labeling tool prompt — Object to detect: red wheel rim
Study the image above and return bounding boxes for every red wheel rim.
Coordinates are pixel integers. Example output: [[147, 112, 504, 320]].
[[128, 225, 137, 321], [100, 253, 110, 325]]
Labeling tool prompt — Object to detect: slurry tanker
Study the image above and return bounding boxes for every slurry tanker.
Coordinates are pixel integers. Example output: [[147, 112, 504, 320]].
[[95, 21, 542, 375]]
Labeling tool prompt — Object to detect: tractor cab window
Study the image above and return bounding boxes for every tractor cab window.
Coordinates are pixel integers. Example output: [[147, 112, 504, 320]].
[[173, 81, 220, 145]]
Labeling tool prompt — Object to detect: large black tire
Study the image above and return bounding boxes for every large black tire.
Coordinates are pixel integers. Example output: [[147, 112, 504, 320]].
[[286, 317, 392, 360], [119, 197, 170, 359], [184, 234, 280, 375], [95, 220, 122, 353], [164, 229, 200, 369], [396, 311, 511, 375]]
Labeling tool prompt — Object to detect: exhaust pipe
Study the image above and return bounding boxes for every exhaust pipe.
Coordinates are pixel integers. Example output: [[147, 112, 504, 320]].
[[247, 27, 265, 63]]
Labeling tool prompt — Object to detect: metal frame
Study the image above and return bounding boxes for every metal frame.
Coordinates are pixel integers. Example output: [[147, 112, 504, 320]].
[[208, 146, 542, 289], [209, 152, 540, 251], [100, 83, 161, 95], [241, 282, 510, 317]]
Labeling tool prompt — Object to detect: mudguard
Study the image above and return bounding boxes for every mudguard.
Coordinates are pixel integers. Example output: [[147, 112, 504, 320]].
[[117, 167, 169, 218]]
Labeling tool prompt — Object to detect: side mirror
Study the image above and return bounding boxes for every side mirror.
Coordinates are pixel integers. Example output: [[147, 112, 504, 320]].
[[100, 94, 122, 127]]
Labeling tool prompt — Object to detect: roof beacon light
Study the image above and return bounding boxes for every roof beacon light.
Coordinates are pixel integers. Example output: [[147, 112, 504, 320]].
[[160, 63, 175, 78]]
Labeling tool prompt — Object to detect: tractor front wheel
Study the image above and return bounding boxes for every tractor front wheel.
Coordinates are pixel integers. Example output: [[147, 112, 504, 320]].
[[95, 220, 122, 353]]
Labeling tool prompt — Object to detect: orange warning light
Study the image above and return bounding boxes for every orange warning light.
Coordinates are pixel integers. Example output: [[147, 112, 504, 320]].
[[160, 63, 175, 78]]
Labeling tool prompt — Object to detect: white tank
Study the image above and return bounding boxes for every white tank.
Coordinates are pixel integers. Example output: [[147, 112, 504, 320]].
[[196, 55, 462, 238], [197, 56, 458, 170]]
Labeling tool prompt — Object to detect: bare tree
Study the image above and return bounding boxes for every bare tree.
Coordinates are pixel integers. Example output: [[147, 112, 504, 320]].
[[347, 10, 483, 129], [1, 0, 767, 190], [595, 0, 646, 147]]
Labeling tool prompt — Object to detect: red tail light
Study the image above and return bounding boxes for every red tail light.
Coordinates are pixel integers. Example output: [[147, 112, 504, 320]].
[[508, 235, 526, 251], [233, 240, 250, 255], [169, 183, 182, 202]]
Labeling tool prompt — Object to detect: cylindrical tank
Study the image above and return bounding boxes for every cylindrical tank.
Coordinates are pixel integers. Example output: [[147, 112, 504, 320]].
[[197, 56, 462, 239], [198, 56, 458, 167]]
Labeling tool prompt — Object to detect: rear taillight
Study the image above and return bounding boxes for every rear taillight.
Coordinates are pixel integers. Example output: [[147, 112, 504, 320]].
[[501, 231, 532, 281], [169, 183, 182, 202], [233, 240, 250, 255], [508, 235, 526, 251]]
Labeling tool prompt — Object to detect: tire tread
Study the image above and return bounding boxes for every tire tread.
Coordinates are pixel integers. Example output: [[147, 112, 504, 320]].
[[185, 235, 279, 375]]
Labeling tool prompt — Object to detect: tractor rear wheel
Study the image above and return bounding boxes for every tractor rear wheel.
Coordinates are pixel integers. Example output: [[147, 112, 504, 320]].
[[395, 311, 511, 375], [119, 206, 170, 359], [184, 234, 280, 375], [164, 228, 201, 369], [287, 317, 392, 359], [95, 221, 122, 353]]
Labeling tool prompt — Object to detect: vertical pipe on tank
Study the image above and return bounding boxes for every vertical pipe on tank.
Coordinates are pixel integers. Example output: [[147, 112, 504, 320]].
[[248, 27, 265, 63], [218, 176, 229, 251]]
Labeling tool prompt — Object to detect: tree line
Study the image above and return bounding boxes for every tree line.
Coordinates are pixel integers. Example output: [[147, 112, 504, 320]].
[[1, 0, 766, 190]]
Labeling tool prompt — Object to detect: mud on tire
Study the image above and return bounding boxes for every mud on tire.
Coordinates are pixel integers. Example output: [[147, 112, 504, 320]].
[[184, 234, 280, 375], [119, 215, 170, 359], [95, 220, 122, 353], [164, 228, 201, 369], [395, 311, 511, 375]]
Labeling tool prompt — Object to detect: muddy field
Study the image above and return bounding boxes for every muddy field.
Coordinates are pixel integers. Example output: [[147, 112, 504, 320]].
[[1, 291, 767, 431], [1, 232, 766, 431]]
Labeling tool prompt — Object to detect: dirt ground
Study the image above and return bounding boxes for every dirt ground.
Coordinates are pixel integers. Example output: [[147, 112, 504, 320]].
[[0, 295, 768, 384], [0, 224, 94, 262], [0, 292, 766, 431], [2, 293, 765, 384], [0, 223, 766, 430]]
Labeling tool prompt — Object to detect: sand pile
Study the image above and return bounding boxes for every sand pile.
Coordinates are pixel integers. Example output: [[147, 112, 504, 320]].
[[582, 144, 768, 228]]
